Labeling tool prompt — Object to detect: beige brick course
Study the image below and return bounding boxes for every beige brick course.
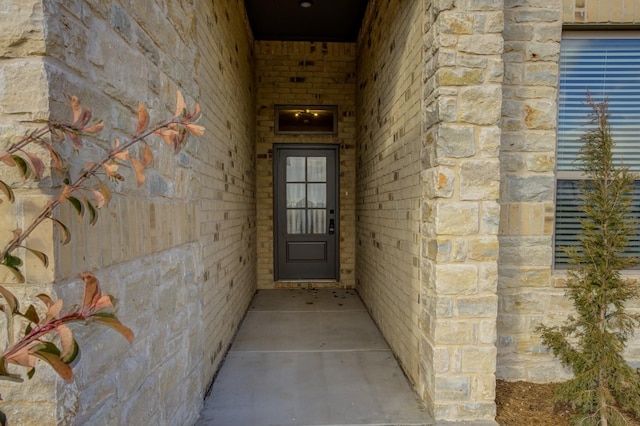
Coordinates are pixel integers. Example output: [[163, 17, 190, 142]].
[[356, 0, 424, 402]]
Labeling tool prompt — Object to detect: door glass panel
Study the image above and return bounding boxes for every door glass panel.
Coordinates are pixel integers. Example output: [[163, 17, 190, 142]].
[[307, 157, 326, 182], [287, 210, 305, 234], [286, 157, 306, 182], [287, 183, 306, 208], [284, 154, 328, 235], [308, 210, 326, 234], [307, 184, 326, 208]]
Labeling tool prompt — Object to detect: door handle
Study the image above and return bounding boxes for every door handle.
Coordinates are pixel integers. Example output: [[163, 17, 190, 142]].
[[328, 218, 335, 234]]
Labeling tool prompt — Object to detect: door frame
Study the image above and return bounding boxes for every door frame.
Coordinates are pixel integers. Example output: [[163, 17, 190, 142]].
[[273, 144, 340, 281]]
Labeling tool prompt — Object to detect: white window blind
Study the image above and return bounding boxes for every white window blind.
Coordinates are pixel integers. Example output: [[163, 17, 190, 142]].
[[555, 34, 640, 267]]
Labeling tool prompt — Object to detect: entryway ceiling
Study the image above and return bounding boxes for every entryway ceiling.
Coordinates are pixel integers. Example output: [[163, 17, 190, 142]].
[[244, 0, 369, 42]]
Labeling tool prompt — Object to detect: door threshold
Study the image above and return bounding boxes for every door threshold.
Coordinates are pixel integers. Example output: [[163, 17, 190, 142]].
[[273, 280, 345, 289]]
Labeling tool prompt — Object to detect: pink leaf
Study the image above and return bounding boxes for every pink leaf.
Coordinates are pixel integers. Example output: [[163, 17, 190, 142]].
[[155, 128, 178, 146], [113, 150, 129, 161], [36, 293, 54, 309], [112, 138, 130, 161], [136, 102, 150, 134], [98, 179, 112, 206], [91, 189, 106, 209], [41, 141, 64, 170], [141, 143, 153, 167], [33, 350, 73, 382], [103, 162, 119, 178], [83, 121, 104, 134], [0, 180, 14, 203], [0, 152, 16, 167], [80, 272, 101, 311], [175, 91, 187, 117], [191, 102, 202, 121], [185, 123, 205, 137], [67, 132, 83, 150], [56, 325, 74, 360], [77, 108, 92, 128], [6, 346, 37, 368], [130, 157, 145, 187], [47, 299, 63, 319], [68, 96, 82, 124], [93, 315, 134, 343], [93, 295, 113, 312], [25, 152, 45, 180]]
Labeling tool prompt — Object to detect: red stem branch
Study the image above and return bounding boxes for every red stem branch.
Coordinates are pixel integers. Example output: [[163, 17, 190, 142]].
[[0, 117, 183, 262]]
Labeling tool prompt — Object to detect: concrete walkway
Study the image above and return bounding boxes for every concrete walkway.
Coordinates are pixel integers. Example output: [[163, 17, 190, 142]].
[[196, 288, 431, 426]]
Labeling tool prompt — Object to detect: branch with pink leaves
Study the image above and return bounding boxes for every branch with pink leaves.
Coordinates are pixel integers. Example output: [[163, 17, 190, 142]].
[[0, 91, 203, 283], [0, 272, 133, 382], [0, 91, 204, 388]]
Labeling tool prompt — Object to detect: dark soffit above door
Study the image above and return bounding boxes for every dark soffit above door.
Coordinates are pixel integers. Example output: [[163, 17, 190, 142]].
[[244, 0, 370, 42]]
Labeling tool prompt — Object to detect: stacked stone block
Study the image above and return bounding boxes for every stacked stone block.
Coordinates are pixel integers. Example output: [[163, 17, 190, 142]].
[[255, 41, 357, 289], [0, 1, 57, 423], [420, 0, 503, 422], [497, 0, 565, 382]]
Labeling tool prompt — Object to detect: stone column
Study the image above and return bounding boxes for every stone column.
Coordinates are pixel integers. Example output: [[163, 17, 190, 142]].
[[0, 1, 60, 424], [421, 0, 503, 422], [497, 0, 563, 382]]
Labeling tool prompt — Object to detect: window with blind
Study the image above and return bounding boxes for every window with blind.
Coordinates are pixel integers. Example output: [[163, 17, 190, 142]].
[[555, 33, 640, 268]]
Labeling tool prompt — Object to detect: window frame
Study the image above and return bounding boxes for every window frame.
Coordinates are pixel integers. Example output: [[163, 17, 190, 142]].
[[554, 30, 640, 269]]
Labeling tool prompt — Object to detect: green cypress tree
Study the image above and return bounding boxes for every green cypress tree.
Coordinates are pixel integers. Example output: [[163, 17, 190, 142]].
[[538, 94, 640, 425]]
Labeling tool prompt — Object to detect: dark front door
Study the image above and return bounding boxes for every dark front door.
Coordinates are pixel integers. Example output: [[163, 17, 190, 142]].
[[274, 145, 339, 280]]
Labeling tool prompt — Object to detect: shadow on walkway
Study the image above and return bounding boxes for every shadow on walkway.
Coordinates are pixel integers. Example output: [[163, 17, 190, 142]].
[[196, 288, 431, 426]]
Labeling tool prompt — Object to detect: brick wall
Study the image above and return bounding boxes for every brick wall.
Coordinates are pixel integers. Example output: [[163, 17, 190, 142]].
[[195, 0, 257, 395], [255, 41, 357, 289], [355, 0, 423, 392], [0, 0, 256, 423]]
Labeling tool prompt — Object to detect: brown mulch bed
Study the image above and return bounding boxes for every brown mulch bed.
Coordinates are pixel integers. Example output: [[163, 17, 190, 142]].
[[496, 380, 573, 426], [495, 380, 640, 426]]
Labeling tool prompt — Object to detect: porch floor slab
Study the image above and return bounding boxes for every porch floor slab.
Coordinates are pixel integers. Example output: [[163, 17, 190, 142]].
[[195, 288, 431, 425]]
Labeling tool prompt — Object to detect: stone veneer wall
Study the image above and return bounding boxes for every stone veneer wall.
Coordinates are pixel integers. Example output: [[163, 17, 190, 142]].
[[420, 0, 504, 422], [0, 0, 256, 424], [498, 0, 640, 383], [254, 41, 356, 289], [355, 0, 424, 391]]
